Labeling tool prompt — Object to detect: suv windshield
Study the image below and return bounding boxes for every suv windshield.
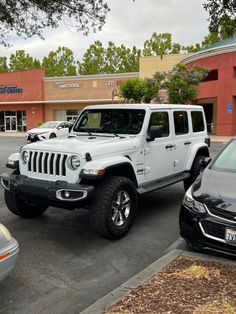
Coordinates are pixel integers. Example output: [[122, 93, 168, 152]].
[[73, 109, 145, 135]]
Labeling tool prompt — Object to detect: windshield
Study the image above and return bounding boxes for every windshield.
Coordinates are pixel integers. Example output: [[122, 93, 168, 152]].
[[73, 109, 145, 135], [212, 140, 236, 172], [38, 122, 58, 129]]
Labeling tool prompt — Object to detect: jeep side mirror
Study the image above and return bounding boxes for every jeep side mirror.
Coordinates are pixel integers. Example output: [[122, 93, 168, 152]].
[[147, 125, 163, 142], [199, 157, 212, 169], [57, 126, 62, 130]]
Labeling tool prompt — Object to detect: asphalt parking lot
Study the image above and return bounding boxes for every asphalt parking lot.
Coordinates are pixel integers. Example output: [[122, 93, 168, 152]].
[[0, 137, 226, 313]]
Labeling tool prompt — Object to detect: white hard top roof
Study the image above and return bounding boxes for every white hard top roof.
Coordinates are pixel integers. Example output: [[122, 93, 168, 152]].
[[83, 103, 203, 110]]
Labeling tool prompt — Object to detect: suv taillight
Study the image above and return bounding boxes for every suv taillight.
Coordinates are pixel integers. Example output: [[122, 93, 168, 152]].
[[205, 137, 210, 147]]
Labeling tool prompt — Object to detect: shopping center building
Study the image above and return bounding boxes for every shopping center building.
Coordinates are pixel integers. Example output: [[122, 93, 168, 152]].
[[0, 36, 236, 135], [0, 71, 138, 132]]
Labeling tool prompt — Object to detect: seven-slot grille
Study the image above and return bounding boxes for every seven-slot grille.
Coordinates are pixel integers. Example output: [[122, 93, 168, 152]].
[[28, 151, 68, 177]]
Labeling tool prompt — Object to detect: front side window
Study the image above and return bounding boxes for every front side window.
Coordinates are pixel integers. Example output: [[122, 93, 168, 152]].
[[212, 140, 236, 172], [174, 111, 189, 135], [73, 109, 145, 135], [191, 111, 205, 132], [148, 112, 169, 137]]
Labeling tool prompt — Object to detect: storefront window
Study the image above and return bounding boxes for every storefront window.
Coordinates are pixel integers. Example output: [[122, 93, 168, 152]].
[[0, 110, 26, 132]]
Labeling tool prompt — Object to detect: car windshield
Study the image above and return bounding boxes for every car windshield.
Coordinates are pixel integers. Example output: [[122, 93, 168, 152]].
[[38, 122, 58, 129], [73, 109, 145, 135], [212, 140, 236, 172]]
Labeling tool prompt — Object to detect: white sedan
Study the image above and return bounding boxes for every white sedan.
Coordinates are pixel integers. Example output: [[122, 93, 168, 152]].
[[26, 121, 71, 142], [0, 223, 19, 282]]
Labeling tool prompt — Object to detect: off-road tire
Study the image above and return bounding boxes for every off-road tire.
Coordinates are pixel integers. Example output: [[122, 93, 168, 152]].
[[184, 155, 204, 191], [89, 175, 138, 239], [4, 190, 48, 218]]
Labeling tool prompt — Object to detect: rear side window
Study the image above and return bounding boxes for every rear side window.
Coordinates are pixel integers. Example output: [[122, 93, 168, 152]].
[[191, 111, 205, 132], [148, 112, 169, 137], [174, 111, 189, 135]]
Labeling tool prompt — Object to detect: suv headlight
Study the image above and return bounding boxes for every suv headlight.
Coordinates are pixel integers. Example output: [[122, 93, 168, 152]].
[[183, 187, 206, 213], [21, 150, 29, 164], [69, 155, 81, 170]]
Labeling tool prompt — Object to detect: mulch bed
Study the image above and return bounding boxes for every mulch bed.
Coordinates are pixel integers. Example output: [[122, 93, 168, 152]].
[[104, 256, 236, 314]]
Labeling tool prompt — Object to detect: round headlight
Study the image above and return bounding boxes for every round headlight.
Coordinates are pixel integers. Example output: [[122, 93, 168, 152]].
[[22, 150, 29, 164], [70, 155, 81, 170], [0, 224, 12, 242]]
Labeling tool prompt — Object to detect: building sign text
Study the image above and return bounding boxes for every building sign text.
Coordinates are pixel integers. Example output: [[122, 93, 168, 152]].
[[0, 85, 23, 93]]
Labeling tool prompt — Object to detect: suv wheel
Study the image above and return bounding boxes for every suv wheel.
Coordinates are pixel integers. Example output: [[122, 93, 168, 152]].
[[4, 190, 48, 218], [89, 176, 138, 239], [184, 155, 204, 191]]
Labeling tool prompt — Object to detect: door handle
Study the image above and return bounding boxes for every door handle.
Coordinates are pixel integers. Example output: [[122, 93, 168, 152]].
[[184, 141, 191, 145], [165, 144, 174, 149]]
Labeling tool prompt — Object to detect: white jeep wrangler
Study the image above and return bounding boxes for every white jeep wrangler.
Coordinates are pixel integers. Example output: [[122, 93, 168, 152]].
[[1, 104, 210, 239]]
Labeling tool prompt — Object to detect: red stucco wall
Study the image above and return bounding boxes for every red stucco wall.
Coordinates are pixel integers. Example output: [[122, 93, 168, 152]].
[[186, 52, 236, 136], [0, 69, 45, 130]]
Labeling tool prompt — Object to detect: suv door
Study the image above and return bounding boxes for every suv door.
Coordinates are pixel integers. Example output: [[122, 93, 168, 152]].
[[144, 110, 175, 182], [172, 110, 192, 173]]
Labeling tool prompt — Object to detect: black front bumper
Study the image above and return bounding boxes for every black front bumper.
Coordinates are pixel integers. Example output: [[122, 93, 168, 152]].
[[0, 173, 94, 209], [179, 204, 236, 257]]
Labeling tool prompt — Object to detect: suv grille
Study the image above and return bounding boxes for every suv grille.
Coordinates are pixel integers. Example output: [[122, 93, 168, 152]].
[[28, 151, 68, 177]]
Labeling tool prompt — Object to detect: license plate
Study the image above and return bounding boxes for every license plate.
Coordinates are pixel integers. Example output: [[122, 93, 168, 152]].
[[225, 228, 236, 244]]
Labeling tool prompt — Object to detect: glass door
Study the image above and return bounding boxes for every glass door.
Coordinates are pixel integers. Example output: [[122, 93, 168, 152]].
[[5, 116, 17, 132]]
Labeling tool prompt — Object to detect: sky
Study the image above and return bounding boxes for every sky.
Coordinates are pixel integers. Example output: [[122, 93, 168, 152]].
[[0, 0, 210, 61]]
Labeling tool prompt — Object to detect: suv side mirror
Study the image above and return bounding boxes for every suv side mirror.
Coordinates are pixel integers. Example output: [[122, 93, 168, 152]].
[[147, 125, 163, 142], [199, 157, 212, 169], [57, 126, 62, 130]]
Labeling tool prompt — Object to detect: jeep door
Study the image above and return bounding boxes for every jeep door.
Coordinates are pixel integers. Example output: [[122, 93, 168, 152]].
[[172, 110, 192, 173], [144, 110, 175, 181]]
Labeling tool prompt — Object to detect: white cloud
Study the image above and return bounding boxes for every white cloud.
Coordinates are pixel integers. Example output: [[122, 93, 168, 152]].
[[0, 0, 209, 61]]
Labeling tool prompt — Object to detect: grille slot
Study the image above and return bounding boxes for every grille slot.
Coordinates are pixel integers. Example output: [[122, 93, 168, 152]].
[[27, 151, 67, 177]]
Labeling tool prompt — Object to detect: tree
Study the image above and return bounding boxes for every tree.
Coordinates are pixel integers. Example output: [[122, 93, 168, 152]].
[[143, 33, 182, 57], [78, 41, 141, 75], [9, 50, 41, 71], [182, 43, 201, 53], [0, 0, 109, 46], [0, 56, 8, 72], [78, 41, 105, 75], [166, 64, 209, 104], [120, 79, 146, 103], [204, 0, 236, 37], [42, 46, 77, 77]]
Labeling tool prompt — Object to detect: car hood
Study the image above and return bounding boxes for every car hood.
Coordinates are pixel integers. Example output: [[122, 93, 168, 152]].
[[27, 128, 53, 134], [24, 135, 140, 158], [192, 168, 236, 213]]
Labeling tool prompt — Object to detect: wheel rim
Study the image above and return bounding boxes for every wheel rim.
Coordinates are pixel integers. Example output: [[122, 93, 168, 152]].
[[112, 190, 131, 226]]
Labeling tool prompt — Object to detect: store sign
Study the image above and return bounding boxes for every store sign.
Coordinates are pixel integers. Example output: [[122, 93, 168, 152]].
[[55, 82, 80, 88], [0, 85, 23, 93]]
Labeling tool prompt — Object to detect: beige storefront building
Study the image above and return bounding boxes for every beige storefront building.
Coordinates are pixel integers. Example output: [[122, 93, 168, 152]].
[[44, 73, 139, 122]]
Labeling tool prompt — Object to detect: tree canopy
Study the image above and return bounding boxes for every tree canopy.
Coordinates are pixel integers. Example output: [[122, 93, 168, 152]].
[[120, 64, 208, 104], [0, 0, 109, 46], [9, 50, 41, 71], [42, 47, 77, 77], [204, 0, 236, 37]]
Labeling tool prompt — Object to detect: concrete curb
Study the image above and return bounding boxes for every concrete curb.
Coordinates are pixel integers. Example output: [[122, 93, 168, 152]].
[[80, 249, 236, 314], [80, 249, 183, 314]]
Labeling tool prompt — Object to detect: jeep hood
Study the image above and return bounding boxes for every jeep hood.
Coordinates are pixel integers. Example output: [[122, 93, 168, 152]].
[[24, 135, 140, 158]]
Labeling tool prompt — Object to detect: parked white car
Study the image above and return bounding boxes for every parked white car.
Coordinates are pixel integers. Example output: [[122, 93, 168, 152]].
[[0, 223, 19, 282], [26, 121, 71, 142]]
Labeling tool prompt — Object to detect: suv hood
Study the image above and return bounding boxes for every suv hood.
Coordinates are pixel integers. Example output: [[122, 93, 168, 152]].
[[24, 135, 140, 158]]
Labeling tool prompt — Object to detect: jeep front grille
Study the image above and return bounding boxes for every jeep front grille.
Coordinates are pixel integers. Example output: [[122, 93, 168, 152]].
[[28, 151, 68, 177]]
